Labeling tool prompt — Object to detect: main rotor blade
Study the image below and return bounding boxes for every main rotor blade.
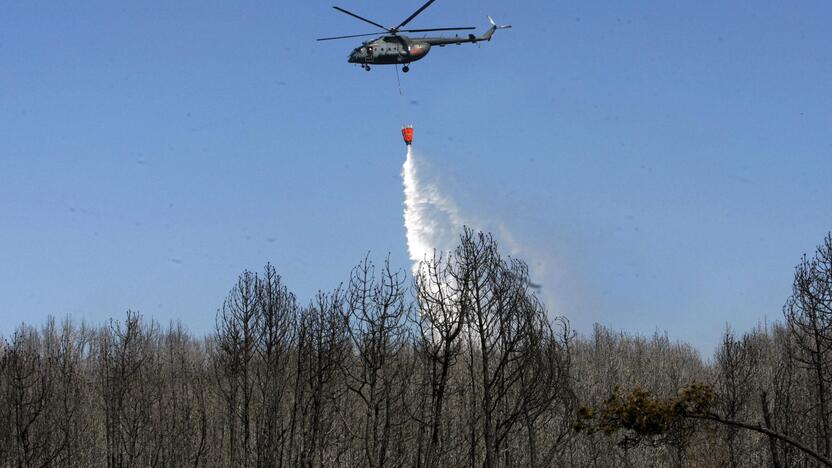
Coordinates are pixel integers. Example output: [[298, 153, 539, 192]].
[[395, 0, 437, 30], [332, 6, 390, 32], [316, 32, 385, 41], [401, 27, 476, 33]]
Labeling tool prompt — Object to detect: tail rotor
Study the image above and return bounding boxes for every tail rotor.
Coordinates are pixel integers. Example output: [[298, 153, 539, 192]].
[[487, 16, 512, 30]]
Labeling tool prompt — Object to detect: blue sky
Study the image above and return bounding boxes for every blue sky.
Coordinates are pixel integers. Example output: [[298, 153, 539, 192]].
[[1, 0, 830, 354]]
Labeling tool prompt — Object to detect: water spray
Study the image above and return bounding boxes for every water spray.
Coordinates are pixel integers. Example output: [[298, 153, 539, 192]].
[[401, 129, 467, 276]]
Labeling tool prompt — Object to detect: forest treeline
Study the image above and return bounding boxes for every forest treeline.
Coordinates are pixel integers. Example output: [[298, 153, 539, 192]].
[[2, 229, 832, 467]]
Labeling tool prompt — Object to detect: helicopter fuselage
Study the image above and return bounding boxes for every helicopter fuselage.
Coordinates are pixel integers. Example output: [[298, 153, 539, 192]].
[[348, 36, 431, 65], [347, 28, 500, 66]]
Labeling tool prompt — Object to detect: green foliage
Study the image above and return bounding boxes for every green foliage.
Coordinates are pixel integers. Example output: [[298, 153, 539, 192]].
[[576, 383, 717, 447]]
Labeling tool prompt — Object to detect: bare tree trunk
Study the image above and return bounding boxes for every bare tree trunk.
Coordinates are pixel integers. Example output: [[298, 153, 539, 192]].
[[694, 413, 832, 467], [760, 391, 783, 468]]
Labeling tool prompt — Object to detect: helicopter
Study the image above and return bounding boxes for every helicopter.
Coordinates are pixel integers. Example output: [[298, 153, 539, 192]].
[[317, 0, 511, 72]]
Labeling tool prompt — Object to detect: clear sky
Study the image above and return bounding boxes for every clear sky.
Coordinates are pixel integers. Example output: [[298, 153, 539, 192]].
[[2, 0, 830, 354]]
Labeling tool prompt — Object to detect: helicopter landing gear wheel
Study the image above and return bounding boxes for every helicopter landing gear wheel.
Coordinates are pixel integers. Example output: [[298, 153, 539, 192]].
[[402, 65, 410, 73]]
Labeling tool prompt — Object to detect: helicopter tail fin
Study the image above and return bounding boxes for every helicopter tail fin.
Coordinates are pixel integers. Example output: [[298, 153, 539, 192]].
[[482, 16, 512, 41]]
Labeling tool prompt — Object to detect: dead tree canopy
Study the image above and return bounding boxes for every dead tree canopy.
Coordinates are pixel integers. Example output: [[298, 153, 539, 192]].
[[2, 230, 832, 467]]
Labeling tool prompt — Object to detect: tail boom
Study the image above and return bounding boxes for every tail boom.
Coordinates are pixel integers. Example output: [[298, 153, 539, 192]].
[[423, 16, 511, 45]]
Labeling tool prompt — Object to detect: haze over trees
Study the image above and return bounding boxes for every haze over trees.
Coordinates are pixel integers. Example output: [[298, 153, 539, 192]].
[[2, 229, 832, 467]]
